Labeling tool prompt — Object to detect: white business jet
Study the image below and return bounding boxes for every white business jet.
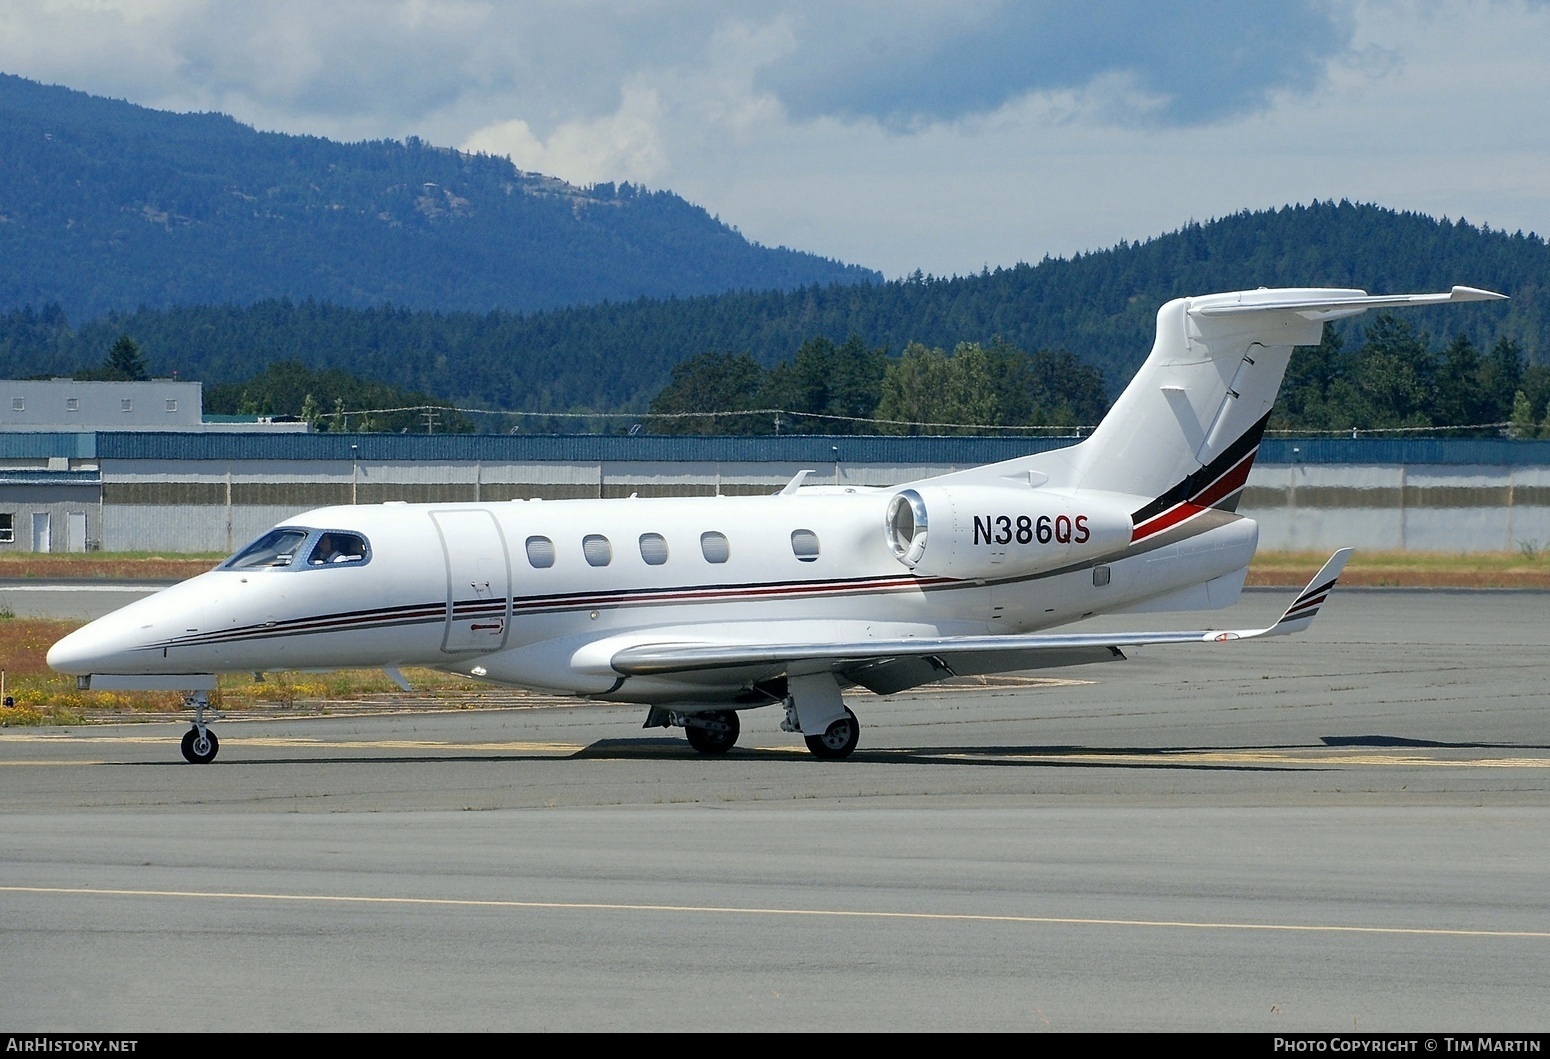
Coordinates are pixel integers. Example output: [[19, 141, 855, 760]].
[[49, 285, 1505, 762]]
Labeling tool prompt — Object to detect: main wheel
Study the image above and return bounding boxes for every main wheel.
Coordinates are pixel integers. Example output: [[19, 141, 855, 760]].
[[180, 726, 219, 764], [804, 707, 860, 760], [684, 710, 739, 755]]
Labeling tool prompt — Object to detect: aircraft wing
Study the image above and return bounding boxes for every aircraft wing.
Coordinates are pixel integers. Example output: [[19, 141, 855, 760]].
[[610, 550, 1352, 695]]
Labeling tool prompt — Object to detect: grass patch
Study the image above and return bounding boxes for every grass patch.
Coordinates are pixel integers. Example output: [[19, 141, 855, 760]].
[[1246, 549, 1550, 588], [0, 552, 224, 581], [0, 616, 493, 725]]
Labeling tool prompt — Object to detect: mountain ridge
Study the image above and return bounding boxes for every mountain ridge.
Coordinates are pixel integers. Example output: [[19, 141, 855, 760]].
[[0, 72, 879, 320]]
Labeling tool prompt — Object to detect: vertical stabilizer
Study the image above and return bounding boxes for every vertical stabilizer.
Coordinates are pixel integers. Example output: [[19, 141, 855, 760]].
[[929, 286, 1506, 517], [1060, 290, 1326, 500]]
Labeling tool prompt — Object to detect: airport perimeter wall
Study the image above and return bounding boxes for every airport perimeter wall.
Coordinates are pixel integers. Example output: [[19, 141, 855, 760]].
[[3, 433, 1550, 555]]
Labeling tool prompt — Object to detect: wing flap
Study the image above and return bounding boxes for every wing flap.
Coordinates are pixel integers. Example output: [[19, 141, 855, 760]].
[[842, 645, 1125, 695]]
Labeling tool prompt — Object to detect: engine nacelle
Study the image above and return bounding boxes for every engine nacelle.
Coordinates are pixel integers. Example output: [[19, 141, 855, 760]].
[[885, 484, 1133, 579]]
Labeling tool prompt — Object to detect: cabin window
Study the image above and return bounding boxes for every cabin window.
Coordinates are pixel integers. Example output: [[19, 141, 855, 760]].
[[583, 534, 613, 567], [165, 399, 178, 412], [638, 532, 669, 565], [120, 399, 133, 412], [66, 397, 79, 411], [223, 527, 310, 569], [525, 535, 555, 568], [790, 529, 820, 562], [10, 398, 23, 411], [0, 513, 13, 543], [700, 531, 730, 564], [306, 531, 368, 565]]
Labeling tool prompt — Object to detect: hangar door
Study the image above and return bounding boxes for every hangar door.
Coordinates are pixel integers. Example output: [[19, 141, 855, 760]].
[[431, 510, 511, 653]]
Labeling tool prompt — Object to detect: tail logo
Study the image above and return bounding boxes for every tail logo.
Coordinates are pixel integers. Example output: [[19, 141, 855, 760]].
[[1130, 410, 1271, 543]]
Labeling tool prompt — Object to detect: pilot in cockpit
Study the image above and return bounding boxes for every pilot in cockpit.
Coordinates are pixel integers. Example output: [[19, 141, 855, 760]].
[[309, 532, 364, 565]]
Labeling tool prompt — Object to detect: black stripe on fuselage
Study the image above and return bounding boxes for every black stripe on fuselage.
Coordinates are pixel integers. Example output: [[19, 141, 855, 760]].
[[135, 571, 963, 653]]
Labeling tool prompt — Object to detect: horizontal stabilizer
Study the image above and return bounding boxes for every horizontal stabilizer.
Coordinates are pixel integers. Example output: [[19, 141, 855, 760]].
[[1190, 286, 1506, 321]]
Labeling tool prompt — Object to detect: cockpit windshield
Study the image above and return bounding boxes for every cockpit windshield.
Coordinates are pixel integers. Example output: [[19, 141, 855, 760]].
[[223, 528, 311, 569]]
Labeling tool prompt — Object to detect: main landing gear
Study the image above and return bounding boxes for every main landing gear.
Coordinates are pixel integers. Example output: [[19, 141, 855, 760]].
[[645, 674, 864, 759], [802, 707, 860, 760], [683, 709, 740, 754], [781, 673, 861, 760], [644, 707, 742, 754], [179, 690, 219, 763]]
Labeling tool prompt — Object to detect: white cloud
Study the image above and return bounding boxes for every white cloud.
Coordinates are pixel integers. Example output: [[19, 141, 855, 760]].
[[463, 84, 669, 186]]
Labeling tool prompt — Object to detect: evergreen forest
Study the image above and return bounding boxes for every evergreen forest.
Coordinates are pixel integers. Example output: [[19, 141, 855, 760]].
[[2, 201, 1545, 435]]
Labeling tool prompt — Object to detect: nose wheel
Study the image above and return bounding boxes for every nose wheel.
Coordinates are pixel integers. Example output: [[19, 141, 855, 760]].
[[179, 691, 220, 763], [180, 725, 219, 764]]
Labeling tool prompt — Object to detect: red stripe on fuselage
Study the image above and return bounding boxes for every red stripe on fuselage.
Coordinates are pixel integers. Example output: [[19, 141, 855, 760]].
[[1131, 448, 1258, 543], [1131, 501, 1207, 542]]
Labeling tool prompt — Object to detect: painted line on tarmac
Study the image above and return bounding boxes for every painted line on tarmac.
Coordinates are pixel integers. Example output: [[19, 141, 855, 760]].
[[4, 735, 1546, 767], [0, 733, 585, 756], [971, 749, 1550, 769], [5, 884, 1548, 940], [0, 583, 162, 592]]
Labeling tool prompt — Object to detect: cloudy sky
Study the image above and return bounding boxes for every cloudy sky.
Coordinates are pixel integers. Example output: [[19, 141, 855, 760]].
[[2, 0, 1547, 279]]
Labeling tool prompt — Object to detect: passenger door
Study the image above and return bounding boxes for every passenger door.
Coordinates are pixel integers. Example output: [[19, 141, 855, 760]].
[[431, 510, 511, 653]]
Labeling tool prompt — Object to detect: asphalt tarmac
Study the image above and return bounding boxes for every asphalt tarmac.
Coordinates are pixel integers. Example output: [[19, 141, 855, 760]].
[[0, 578, 171, 620], [2, 588, 1548, 1032]]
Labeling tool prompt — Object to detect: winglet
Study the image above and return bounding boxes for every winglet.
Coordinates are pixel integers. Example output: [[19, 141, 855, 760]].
[[1210, 549, 1353, 642]]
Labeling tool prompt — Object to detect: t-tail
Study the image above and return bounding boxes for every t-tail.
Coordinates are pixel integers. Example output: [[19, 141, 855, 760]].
[[943, 286, 1507, 521]]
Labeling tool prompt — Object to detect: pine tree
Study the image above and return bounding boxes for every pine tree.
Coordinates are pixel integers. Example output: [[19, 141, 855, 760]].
[[103, 335, 148, 381], [1508, 390, 1536, 438]]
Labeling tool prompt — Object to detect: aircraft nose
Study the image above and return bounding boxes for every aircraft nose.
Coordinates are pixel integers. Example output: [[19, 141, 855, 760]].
[[47, 623, 105, 675], [47, 577, 216, 676]]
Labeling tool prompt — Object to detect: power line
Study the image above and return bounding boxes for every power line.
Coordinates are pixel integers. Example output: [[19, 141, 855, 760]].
[[324, 403, 1527, 437], [324, 404, 1097, 434]]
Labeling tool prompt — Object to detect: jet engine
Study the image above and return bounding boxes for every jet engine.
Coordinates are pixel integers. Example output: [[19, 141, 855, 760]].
[[884, 484, 1133, 580]]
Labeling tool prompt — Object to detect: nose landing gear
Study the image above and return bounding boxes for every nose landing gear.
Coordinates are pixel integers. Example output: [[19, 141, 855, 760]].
[[179, 690, 219, 763]]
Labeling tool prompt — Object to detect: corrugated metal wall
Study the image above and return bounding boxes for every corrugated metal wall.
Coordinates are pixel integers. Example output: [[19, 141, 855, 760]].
[[1244, 464, 1550, 552], [8, 431, 1550, 553]]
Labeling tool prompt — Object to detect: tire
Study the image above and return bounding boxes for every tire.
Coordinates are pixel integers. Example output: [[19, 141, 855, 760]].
[[804, 707, 859, 760], [684, 710, 739, 754], [180, 726, 219, 764]]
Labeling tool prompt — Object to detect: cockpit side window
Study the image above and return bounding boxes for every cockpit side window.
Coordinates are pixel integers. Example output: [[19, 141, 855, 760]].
[[307, 531, 369, 566], [223, 528, 311, 570]]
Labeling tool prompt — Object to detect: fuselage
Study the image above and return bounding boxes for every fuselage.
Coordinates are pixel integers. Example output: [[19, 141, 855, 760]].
[[47, 485, 1258, 704]]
